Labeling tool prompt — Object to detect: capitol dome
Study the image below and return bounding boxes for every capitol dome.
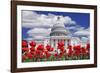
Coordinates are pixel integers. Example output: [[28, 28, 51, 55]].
[[50, 16, 68, 36]]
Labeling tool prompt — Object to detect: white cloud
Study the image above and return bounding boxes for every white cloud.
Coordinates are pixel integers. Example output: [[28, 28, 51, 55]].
[[27, 28, 51, 37], [74, 30, 89, 36], [25, 36, 48, 41], [81, 37, 89, 43], [66, 25, 85, 31], [64, 16, 76, 24], [71, 37, 81, 45], [25, 37, 33, 41], [66, 26, 76, 30], [22, 11, 76, 28], [22, 11, 40, 20], [68, 27, 90, 44], [77, 27, 85, 31], [34, 36, 45, 39], [74, 28, 90, 36]]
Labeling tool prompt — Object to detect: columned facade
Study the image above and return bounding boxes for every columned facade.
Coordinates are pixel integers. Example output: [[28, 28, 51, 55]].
[[50, 36, 70, 51]]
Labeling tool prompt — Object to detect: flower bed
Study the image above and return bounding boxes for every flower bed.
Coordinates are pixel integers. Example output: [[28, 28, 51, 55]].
[[22, 40, 90, 62]]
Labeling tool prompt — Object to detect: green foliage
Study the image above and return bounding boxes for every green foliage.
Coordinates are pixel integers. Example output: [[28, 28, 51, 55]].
[[25, 58, 31, 62]]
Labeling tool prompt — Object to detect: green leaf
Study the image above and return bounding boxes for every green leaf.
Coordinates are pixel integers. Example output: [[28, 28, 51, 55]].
[[61, 57, 66, 60], [25, 58, 30, 62]]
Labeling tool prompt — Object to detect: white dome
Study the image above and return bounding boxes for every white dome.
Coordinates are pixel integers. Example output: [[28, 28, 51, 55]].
[[50, 16, 68, 36]]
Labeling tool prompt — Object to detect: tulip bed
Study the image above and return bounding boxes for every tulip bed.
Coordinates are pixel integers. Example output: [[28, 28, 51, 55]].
[[22, 40, 90, 62]]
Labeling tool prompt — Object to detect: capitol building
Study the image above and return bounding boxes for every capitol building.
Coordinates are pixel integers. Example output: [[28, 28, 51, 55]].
[[29, 16, 81, 51], [49, 17, 71, 51]]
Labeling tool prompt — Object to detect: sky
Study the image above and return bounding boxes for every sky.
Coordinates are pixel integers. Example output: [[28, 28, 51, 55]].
[[22, 10, 90, 42]]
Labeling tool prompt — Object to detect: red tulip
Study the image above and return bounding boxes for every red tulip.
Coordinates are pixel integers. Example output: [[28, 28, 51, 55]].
[[30, 47, 35, 51], [45, 52, 51, 58], [81, 47, 86, 55], [74, 51, 80, 57], [33, 53, 37, 58], [22, 55, 27, 61], [54, 52, 58, 57], [68, 45, 72, 49], [37, 44, 44, 51], [22, 40, 28, 47], [73, 45, 81, 56], [26, 52, 33, 59], [74, 45, 81, 51], [43, 50, 48, 53], [40, 52, 44, 58], [59, 52, 64, 58], [46, 44, 51, 50], [35, 50, 41, 55], [46, 44, 54, 51], [76, 45, 81, 50], [60, 47, 64, 51], [67, 48, 73, 57], [30, 41, 36, 47], [50, 48, 54, 51], [57, 45, 60, 49], [30, 51, 35, 55], [22, 47, 29, 52], [58, 41, 64, 47], [86, 43, 90, 52]]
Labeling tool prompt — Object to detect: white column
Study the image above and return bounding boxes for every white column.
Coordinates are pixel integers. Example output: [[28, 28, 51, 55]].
[[44, 40, 45, 46], [51, 39, 54, 48], [67, 39, 71, 47], [53, 40, 55, 51], [55, 39, 58, 51], [65, 40, 68, 49]]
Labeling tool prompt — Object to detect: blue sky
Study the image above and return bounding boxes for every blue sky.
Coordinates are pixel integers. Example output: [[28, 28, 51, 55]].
[[35, 11, 90, 28], [22, 10, 90, 40]]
